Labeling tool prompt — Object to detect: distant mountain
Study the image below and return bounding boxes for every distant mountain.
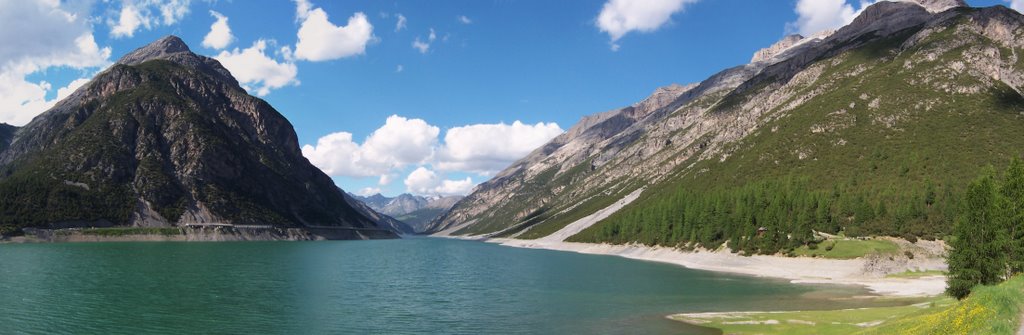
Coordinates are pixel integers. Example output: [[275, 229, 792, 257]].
[[429, 1, 1024, 251], [0, 36, 399, 239], [352, 193, 462, 233]]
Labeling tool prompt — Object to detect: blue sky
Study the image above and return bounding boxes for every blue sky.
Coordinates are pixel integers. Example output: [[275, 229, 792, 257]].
[[0, 0, 1014, 197]]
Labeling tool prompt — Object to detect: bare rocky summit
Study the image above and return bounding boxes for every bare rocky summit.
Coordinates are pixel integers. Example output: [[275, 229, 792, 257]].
[[751, 35, 805, 63]]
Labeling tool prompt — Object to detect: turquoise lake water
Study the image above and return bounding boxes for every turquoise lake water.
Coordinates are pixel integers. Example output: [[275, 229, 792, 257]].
[[0, 237, 897, 334]]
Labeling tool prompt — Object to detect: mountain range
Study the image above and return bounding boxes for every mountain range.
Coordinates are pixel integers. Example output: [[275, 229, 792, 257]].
[[352, 193, 462, 233], [427, 0, 1024, 252]]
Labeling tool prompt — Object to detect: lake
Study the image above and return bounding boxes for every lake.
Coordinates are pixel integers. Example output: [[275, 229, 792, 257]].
[[0, 237, 900, 334]]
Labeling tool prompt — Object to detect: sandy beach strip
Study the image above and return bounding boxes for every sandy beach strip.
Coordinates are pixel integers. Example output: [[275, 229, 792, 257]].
[[486, 238, 947, 297]]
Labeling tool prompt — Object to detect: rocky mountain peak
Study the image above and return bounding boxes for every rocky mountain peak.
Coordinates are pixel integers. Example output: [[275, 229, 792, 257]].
[[904, 0, 967, 13], [751, 34, 805, 63], [117, 35, 191, 65], [630, 83, 695, 118], [834, 1, 931, 42]]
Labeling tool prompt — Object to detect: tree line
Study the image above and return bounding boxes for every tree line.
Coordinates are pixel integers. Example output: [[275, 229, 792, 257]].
[[571, 175, 958, 255]]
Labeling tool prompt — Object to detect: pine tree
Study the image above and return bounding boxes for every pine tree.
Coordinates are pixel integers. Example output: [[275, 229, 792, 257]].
[[947, 171, 1006, 299], [1001, 158, 1024, 274]]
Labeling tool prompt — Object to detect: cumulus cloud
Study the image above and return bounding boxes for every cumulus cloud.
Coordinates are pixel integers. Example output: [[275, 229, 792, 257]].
[[293, 0, 374, 61], [303, 116, 564, 194], [215, 40, 299, 96], [404, 167, 474, 196], [108, 0, 192, 38], [379, 174, 396, 186], [437, 121, 564, 175], [301, 115, 440, 177], [1009, 0, 1024, 12], [412, 28, 436, 54], [110, 5, 145, 38], [596, 0, 697, 50], [202, 10, 234, 50], [395, 13, 407, 32], [0, 1, 111, 125], [787, 0, 860, 36], [457, 15, 472, 24]]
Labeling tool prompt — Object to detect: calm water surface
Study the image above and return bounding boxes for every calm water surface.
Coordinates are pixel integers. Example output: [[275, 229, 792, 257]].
[[0, 237, 900, 334]]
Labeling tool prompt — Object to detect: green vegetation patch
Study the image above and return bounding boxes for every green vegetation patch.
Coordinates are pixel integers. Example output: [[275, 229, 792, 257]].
[[674, 276, 1024, 335], [792, 239, 900, 259], [671, 296, 952, 335], [861, 276, 1024, 335], [885, 270, 947, 279]]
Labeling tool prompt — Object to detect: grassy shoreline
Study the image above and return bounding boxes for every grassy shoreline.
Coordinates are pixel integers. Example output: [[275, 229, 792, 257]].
[[670, 276, 1024, 334]]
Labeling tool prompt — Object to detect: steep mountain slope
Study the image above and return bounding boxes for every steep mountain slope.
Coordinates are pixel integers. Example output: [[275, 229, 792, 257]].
[[0, 123, 15, 154], [431, 1, 1024, 249], [353, 193, 462, 233], [0, 36, 398, 239]]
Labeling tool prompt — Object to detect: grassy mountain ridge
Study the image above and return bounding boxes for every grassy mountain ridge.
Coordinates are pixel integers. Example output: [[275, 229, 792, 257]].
[[432, 3, 1024, 250], [571, 5, 1024, 250]]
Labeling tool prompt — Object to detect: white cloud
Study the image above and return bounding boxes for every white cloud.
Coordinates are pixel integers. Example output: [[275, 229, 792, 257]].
[[395, 64, 404, 73], [412, 28, 436, 54], [404, 167, 474, 196], [457, 15, 472, 24], [395, 13, 407, 32], [202, 10, 234, 50], [0, 1, 111, 125], [108, 0, 192, 39], [55, 78, 91, 102], [293, 0, 374, 62], [215, 40, 299, 96], [787, 0, 860, 36], [303, 116, 563, 193], [357, 187, 382, 196], [110, 4, 146, 38], [596, 0, 697, 50], [158, 0, 190, 25], [379, 174, 396, 186], [301, 115, 440, 177], [437, 121, 564, 175], [301, 132, 366, 176], [1009, 0, 1024, 12]]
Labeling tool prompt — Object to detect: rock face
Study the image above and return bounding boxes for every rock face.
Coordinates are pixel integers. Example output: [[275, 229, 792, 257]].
[[0, 123, 16, 154], [430, 3, 1024, 240], [751, 35, 805, 63], [907, 0, 967, 13], [0, 36, 398, 239], [352, 193, 463, 233]]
